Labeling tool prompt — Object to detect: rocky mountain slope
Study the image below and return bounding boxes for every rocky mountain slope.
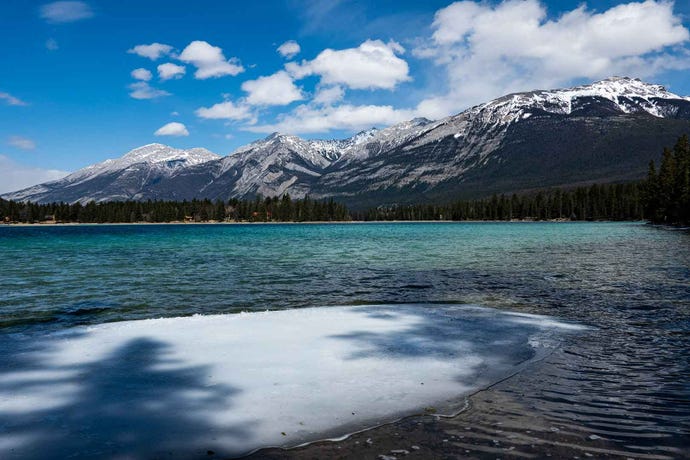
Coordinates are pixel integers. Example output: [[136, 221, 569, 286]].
[[311, 77, 690, 206], [5, 77, 690, 206], [5, 144, 220, 204]]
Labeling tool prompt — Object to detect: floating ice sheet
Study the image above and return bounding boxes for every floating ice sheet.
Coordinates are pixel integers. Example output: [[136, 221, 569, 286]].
[[0, 304, 584, 459]]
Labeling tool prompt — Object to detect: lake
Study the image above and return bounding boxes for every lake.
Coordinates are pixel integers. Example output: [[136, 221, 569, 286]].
[[0, 222, 688, 458]]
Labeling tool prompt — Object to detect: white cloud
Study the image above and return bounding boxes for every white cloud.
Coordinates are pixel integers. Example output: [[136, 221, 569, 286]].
[[46, 38, 59, 51], [0, 155, 69, 194], [154, 122, 189, 137], [244, 103, 413, 134], [131, 68, 152, 81], [195, 100, 255, 122], [312, 85, 345, 106], [178, 41, 244, 79], [185, 1, 690, 135], [413, 0, 690, 116], [128, 82, 170, 100], [40, 1, 93, 23], [287, 39, 410, 90], [158, 63, 186, 80], [8, 136, 36, 150], [127, 43, 173, 60], [277, 40, 301, 59], [241, 71, 303, 106], [0, 92, 27, 106]]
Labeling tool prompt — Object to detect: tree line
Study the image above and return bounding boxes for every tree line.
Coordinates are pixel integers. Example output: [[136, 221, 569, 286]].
[[357, 182, 644, 222], [0, 183, 647, 224], [1, 135, 687, 225], [0, 196, 349, 224]]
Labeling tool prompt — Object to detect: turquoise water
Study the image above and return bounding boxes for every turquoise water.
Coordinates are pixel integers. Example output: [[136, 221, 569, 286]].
[[2, 221, 686, 329], [1, 222, 689, 456]]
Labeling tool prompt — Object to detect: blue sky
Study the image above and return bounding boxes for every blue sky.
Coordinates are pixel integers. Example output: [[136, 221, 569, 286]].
[[1, 0, 690, 192]]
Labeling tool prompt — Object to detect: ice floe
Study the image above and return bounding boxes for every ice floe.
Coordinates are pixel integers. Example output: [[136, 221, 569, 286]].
[[0, 304, 585, 458]]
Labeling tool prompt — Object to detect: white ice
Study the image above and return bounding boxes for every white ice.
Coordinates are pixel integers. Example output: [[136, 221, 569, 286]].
[[0, 304, 585, 459]]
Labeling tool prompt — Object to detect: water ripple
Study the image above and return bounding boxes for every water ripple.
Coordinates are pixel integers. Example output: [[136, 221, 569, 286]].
[[1, 222, 689, 457]]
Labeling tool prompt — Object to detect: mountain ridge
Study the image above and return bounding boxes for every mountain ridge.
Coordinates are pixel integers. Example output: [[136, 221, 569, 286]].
[[5, 77, 690, 206]]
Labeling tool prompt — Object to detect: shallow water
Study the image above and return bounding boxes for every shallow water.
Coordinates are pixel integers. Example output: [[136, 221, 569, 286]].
[[1, 222, 689, 457]]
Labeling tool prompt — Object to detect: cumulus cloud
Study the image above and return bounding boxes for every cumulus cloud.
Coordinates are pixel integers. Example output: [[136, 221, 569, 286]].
[[413, 0, 690, 117], [0, 92, 27, 106], [188, 1, 690, 135], [128, 43, 173, 60], [128, 82, 170, 100], [154, 122, 189, 137], [195, 100, 255, 122], [8, 136, 36, 150], [0, 155, 69, 194], [40, 1, 93, 23], [286, 39, 410, 90], [241, 71, 303, 106], [277, 40, 301, 59], [228, 40, 412, 133], [312, 85, 345, 106], [244, 103, 413, 134], [178, 41, 244, 79], [158, 63, 186, 80], [131, 68, 152, 81]]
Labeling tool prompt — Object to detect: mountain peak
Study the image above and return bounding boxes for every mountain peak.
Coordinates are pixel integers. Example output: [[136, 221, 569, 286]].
[[575, 76, 677, 99], [255, 132, 305, 145], [601, 76, 640, 82], [120, 144, 219, 166], [122, 143, 174, 159], [469, 76, 689, 124], [5, 77, 690, 205], [410, 117, 433, 125]]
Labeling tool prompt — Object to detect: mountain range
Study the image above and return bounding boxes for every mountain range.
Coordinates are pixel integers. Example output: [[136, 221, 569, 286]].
[[5, 77, 690, 208]]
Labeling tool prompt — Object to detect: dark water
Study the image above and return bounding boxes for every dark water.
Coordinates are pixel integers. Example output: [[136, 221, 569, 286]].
[[1, 222, 689, 457]]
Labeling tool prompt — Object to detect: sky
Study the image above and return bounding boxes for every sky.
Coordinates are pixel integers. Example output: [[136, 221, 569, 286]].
[[1, 0, 690, 193]]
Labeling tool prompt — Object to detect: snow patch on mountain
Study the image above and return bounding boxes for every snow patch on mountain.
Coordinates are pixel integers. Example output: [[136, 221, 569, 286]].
[[404, 77, 688, 173], [471, 76, 689, 126], [4, 77, 689, 204], [3, 144, 220, 202], [51, 144, 220, 188]]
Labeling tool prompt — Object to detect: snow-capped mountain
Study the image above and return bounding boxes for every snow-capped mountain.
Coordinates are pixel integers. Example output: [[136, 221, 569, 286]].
[[4, 144, 219, 203], [134, 119, 438, 201], [312, 77, 690, 204], [468, 76, 689, 122], [165, 133, 346, 200], [5, 77, 690, 206]]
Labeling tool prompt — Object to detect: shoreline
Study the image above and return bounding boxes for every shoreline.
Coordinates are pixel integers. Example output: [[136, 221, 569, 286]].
[[244, 344, 552, 459], [246, 347, 642, 460], [239, 326, 559, 459], [1, 218, 644, 227]]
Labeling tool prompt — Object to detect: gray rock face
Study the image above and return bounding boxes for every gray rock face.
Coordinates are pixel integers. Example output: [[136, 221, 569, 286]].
[[3, 144, 220, 204], [309, 77, 690, 206], [5, 77, 690, 207]]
